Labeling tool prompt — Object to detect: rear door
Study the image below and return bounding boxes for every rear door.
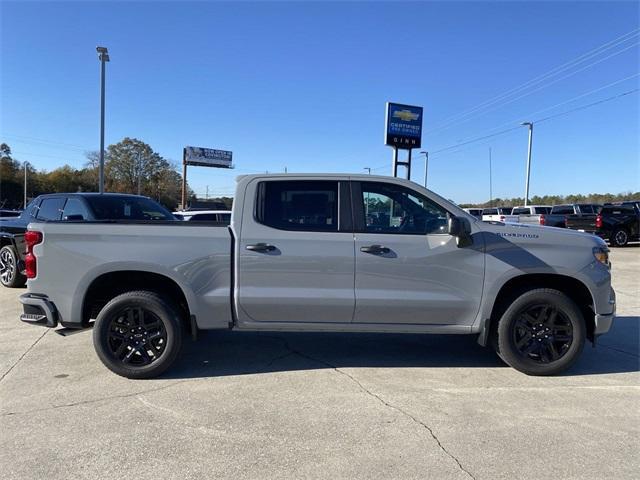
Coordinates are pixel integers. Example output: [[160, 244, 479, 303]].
[[237, 178, 355, 324], [352, 181, 484, 326]]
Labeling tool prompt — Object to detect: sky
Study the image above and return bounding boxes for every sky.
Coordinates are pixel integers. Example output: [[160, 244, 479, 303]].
[[1, 0, 638, 203]]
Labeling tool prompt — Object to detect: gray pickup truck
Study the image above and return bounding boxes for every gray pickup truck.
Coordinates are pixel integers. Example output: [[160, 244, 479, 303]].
[[19, 174, 616, 378]]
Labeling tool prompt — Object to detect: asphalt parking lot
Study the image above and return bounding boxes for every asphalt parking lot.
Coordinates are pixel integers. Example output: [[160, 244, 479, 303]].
[[1, 249, 638, 480]]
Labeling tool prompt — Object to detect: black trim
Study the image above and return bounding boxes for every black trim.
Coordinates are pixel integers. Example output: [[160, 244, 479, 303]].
[[228, 225, 238, 328], [350, 181, 365, 232], [338, 181, 353, 232]]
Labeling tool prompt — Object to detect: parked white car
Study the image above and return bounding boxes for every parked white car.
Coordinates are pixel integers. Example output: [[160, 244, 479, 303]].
[[482, 207, 518, 223], [173, 210, 231, 223]]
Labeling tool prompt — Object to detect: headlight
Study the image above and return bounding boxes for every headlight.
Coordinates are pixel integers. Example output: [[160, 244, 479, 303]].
[[593, 246, 610, 267]]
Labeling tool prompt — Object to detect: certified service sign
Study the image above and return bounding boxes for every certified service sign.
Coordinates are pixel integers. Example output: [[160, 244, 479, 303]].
[[385, 103, 423, 149], [184, 146, 233, 168]]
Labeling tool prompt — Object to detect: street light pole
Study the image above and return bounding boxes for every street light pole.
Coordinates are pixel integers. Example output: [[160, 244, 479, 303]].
[[522, 121, 534, 207], [97, 47, 110, 194], [419, 151, 428, 188], [137, 151, 142, 195], [23, 162, 28, 208], [364, 167, 371, 175]]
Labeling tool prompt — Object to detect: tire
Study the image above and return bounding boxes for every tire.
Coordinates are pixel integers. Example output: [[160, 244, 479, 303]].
[[93, 290, 183, 379], [497, 288, 585, 376], [610, 228, 629, 247], [0, 245, 26, 288]]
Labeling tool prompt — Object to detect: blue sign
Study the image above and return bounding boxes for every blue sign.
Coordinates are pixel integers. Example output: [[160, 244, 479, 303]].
[[385, 102, 423, 149]]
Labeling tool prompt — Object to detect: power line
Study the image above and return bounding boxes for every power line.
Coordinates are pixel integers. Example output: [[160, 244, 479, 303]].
[[429, 73, 640, 153], [424, 30, 639, 135], [535, 88, 639, 123], [426, 40, 639, 136], [427, 88, 639, 155]]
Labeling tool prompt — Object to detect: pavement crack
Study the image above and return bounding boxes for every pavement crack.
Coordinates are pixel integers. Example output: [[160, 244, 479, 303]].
[[262, 335, 476, 480], [1, 381, 186, 417], [0, 329, 49, 384]]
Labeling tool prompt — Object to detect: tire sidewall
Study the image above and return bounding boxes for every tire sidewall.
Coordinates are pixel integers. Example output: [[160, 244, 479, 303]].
[[497, 289, 585, 376], [93, 291, 182, 379]]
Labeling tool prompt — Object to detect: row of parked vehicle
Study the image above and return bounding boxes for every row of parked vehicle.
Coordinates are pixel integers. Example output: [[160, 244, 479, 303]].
[[464, 201, 640, 247]]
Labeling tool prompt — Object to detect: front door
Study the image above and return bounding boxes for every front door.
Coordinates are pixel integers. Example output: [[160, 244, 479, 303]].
[[237, 178, 355, 324], [352, 181, 484, 326]]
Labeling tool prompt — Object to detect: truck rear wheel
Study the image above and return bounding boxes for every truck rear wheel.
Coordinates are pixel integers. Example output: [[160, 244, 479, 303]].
[[0, 245, 26, 288], [497, 289, 585, 376], [93, 290, 183, 379]]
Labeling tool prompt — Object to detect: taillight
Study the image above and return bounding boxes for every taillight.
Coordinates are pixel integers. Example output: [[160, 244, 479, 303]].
[[539, 214, 546, 226], [595, 214, 602, 229], [24, 230, 43, 279]]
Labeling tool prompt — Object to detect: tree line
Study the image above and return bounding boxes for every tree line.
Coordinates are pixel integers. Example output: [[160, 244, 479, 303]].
[[459, 192, 639, 209], [0, 138, 192, 210]]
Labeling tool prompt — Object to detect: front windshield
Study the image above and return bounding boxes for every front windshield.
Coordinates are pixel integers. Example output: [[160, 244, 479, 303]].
[[85, 196, 176, 221]]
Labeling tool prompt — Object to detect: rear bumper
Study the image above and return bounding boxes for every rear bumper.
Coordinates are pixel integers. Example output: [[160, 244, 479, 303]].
[[19, 293, 58, 328]]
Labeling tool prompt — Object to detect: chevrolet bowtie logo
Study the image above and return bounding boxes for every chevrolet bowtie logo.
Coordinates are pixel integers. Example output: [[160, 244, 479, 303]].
[[392, 109, 420, 122]]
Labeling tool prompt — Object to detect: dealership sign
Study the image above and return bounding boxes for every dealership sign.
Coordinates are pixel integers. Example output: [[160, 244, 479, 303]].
[[183, 146, 233, 168], [385, 103, 423, 149]]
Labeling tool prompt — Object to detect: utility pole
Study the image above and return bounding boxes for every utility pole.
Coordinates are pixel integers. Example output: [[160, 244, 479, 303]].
[[23, 162, 28, 208], [489, 147, 493, 208], [206, 185, 209, 200], [137, 151, 142, 195], [96, 46, 110, 194], [420, 151, 428, 188], [522, 122, 534, 206], [364, 167, 371, 175]]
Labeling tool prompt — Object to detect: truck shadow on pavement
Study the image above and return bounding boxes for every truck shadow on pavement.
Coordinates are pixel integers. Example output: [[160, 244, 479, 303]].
[[164, 316, 639, 379]]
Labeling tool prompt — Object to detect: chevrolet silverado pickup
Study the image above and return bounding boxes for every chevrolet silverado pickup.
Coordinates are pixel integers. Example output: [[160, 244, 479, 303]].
[[19, 174, 616, 378]]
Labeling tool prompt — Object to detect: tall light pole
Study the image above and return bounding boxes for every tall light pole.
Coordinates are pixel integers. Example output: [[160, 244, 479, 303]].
[[489, 147, 493, 208], [23, 162, 28, 208], [363, 167, 371, 175], [137, 151, 142, 195], [97, 46, 110, 194], [419, 151, 428, 188], [522, 121, 534, 206]]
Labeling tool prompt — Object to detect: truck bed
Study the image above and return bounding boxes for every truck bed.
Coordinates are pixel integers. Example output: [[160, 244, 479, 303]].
[[28, 221, 233, 329]]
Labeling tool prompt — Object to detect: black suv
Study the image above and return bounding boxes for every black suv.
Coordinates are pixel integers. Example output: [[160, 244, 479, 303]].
[[0, 193, 176, 287]]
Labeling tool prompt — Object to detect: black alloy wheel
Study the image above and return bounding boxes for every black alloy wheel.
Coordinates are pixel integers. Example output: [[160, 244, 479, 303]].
[[107, 306, 168, 367], [93, 290, 183, 379], [497, 288, 585, 376], [512, 304, 573, 364]]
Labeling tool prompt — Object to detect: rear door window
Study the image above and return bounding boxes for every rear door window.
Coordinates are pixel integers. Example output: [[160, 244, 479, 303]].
[[36, 197, 66, 221], [256, 181, 339, 232]]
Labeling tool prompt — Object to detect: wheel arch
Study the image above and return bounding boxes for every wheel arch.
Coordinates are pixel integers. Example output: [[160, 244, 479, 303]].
[[81, 270, 193, 331], [480, 273, 596, 346]]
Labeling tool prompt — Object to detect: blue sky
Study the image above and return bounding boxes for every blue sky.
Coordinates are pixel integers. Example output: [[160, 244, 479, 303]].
[[1, 0, 638, 203]]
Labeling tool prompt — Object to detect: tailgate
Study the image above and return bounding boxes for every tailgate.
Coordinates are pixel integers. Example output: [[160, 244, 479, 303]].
[[565, 214, 596, 231]]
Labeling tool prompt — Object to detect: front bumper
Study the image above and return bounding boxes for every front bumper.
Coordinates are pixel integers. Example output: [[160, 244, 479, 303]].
[[19, 293, 58, 328]]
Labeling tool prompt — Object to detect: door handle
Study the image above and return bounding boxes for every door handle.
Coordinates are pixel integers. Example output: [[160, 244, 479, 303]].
[[360, 245, 390, 255], [246, 243, 277, 252]]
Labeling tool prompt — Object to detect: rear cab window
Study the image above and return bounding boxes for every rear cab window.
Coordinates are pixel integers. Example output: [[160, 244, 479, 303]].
[[551, 205, 574, 215]]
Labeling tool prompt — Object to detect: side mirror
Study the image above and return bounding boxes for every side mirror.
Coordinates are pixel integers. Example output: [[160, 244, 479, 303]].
[[447, 216, 472, 247]]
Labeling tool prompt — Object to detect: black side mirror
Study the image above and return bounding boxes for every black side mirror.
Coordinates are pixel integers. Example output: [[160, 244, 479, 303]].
[[448, 216, 472, 247]]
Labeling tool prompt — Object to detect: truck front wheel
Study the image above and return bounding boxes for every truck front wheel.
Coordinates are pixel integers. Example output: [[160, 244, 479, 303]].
[[497, 289, 585, 376], [93, 290, 183, 379]]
